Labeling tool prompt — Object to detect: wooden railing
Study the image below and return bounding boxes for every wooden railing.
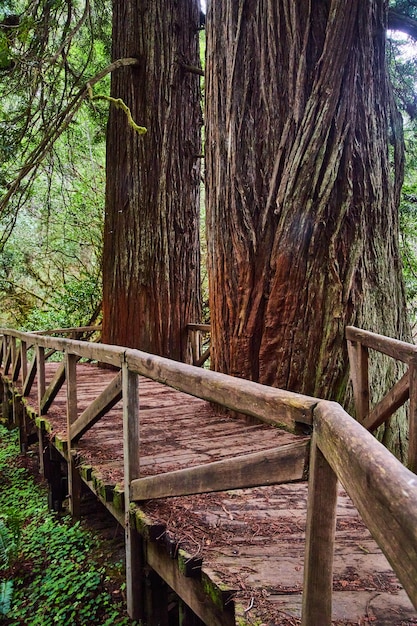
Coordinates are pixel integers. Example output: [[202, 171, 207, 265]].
[[346, 325, 417, 472], [187, 323, 211, 367], [1, 326, 417, 625]]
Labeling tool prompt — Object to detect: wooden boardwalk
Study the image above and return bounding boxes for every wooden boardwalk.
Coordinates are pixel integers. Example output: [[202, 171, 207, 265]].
[[4, 360, 417, 625]]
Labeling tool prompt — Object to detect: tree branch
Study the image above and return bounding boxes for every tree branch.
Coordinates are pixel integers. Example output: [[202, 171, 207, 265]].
[[0, 57, 140, 218], [388, 8, 417, 40]]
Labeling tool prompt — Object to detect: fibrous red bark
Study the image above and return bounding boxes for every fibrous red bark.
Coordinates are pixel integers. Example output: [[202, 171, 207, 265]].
[[205, 0, 410, 456], [102, 0, 202, 361]]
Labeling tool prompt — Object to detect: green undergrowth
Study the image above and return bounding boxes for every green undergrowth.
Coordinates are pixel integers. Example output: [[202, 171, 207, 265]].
[[0, 424, 140, 625]]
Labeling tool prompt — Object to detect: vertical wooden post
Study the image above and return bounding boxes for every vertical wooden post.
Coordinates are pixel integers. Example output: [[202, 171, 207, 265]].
[[0, 334, 4, 366], [347, 340, 369, 422], [122, 361, 143, 620], [38, 419, 46, 476], [408, 356, 417, 473], [301, 432, 338, 626], [36, 345, 46, 415], [4, 337, 12, 375], [0, 377, 4, 419], [10, 336, 16, 374], [12, 394, 23, 440], [144, 568, 169, 625], [65, 351, 81, 517], [190, 330, 201, 366], [21, 341, 28, 388]]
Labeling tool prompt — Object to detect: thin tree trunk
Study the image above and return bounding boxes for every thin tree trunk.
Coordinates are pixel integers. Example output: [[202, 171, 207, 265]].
[[102, 0, 202, 362], [205, 0, 410, 457]]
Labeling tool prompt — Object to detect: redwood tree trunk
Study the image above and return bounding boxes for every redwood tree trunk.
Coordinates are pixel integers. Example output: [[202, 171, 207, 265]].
[[205, 0, 410, 457], [102, 0, 202, 361]]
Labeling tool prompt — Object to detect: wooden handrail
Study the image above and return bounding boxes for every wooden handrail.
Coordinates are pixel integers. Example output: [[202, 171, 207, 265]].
[[308, 401, 417, 613], [2, 325, 417, 622], [346, 325, 417, 472], [346, 325, 417, 363]]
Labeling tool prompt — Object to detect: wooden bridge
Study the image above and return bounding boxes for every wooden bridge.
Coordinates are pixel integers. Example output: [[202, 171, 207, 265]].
[[1, 325, 417, 625]]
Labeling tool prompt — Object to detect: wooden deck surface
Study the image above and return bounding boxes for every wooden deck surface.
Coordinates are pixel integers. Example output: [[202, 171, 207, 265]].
[[12, 362, 417, 624]]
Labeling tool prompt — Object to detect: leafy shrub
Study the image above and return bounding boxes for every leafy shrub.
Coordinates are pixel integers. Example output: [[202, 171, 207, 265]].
[[0, 425, 138, 625]]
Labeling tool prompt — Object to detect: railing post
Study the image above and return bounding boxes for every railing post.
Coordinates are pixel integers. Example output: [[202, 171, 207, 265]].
[[4, 336, 12, 375], [408, 356, 417, 473], [122, 361, 144, 620], [36, 345, 46, 415], [65, 351, 81, 517], [301, 431, 338, 626], [347, 339, 369, 422], [21, 341, 28, 387]]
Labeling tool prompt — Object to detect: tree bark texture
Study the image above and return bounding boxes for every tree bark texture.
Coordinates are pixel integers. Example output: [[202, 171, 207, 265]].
[[102, 0, 202, 362], [205, 0, 410, 457]]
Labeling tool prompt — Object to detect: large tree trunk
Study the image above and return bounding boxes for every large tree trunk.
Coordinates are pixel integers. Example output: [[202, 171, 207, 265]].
[[205, 0, 410, 457], [102, 0, 202, 361]]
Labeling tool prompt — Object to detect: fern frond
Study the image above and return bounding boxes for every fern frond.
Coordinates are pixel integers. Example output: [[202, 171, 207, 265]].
[[0, 579, 13, 615]]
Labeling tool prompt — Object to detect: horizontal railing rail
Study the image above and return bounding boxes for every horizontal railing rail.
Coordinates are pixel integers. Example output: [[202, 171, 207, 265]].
[[1, 325, 417, 625]]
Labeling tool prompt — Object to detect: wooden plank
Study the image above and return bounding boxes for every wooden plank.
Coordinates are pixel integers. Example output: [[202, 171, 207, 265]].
[[10, 337, 16, 376], [125, 349, 317, 431], [4, 339, 12, 375], [146, 540, 235, 626], [22, 354, 37, 397], [0, 329, 122, 368], [70, 371, 122, 442], [362, 370, 409, 432], [130, 441, 309, 501], [301, 432, 338, 626], [346, 326, 417, 364], [314, 400, 417, 610], [409, 359, 417, 473], [36, 325, 101, 336], [66, 352, 79, 517], [11, 344, 21, 382], [186, 323, 211, 332], [36, 346, 45, 415], [122, 364, 142, 619], [195, 346, 210, 368], [21, 341, 28, 386], [347, 339, 369, 422], [40, 361, 67, 414]]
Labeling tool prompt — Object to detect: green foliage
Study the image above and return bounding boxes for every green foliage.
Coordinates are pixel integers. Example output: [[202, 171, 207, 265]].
[[0, 1, 108, 330], [399, 179, 417, 328], [0, 425, 139, 625]]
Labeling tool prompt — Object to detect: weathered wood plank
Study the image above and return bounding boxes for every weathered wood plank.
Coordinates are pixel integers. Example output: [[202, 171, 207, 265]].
[[314, 400, 417, 610], [346, 326, 417, 364], [21, 341, 27, 386], [187, 323, 211, 332], [347, 339, 369, 422], [301, 432, 338, 626], [130, 441, 309, 501], [122, 364, 142, 619], [22, 354, 37, 397], [40, 361, 67, 414], [70, 371, 122, 442], [146, 540, 235, 626], [0, 329, 122, 368], [11, 344, 21, 382], [4, 339, 12, 375], [362, 370, 409, 432], [36, 346, 45, 415], [66, 352, 79, 517], [195, 346, 210, 368], [125, 349, 317, 431], [408, 359, 417, 473]]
